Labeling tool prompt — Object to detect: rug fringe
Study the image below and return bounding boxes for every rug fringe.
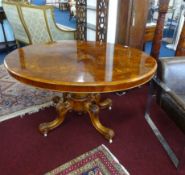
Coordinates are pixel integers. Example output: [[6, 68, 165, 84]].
[[0, 101, 53, 122], [101, 144, 130, 175]]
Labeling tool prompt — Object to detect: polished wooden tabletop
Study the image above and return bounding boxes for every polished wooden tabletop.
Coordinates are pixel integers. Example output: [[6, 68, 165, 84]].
[[4, 41, 157, 93]]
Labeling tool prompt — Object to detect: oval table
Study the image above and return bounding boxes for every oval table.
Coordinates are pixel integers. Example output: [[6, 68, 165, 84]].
[[4, 41, 157, 142]]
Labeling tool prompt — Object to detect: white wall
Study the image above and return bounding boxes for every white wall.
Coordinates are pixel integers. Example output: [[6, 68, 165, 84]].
[[87, 0, 96, 7], [87, 28, 96, 41], [86, 0, 118, 43], [87, 10, 96, 26], [107, 0, 118, 43], [86, 0, 96, 41]]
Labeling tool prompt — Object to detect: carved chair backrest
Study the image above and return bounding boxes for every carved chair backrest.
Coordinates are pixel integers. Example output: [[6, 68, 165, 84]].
[[3, 1, 31, 44], [45, 7, 75, 41], [20, 4, 52, 44]]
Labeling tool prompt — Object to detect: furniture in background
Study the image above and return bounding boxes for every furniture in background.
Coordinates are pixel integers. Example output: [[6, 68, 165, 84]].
[[144, 0, 184, 50], [176, 18, 185, 56], [115, 0, 149, 50], [59, 0, 68, 10], [0, 8, 7, 45], [4, 40, 157, 143], [157, 57, 185, 135], [145, 57, 185, 169], [75, 0, 86, 40], [145, 0, 185, 170], [76, 0, 109, 42], [20, 5, 51, 44], [20, 4, 76, 44], [3, 1, 31, 45], [166, 2, 185, 51], [96, 0, 109, 42], [3, 1, 76, 45], [144, 23, 156, 43], [149, 0, 185, 59], [0, 7, 9, 50]]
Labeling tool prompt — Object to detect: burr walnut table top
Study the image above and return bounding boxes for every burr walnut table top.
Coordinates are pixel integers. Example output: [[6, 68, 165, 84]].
[[4, 41, 157, 93]]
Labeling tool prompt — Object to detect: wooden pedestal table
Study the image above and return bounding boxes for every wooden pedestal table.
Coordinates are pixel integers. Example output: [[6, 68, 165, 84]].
[[4, 41, 157, 143]]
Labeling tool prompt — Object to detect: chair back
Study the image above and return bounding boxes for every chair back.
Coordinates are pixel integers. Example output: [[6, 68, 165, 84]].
[[20, 4, 52, 44], [158, 57, 185, 92], [45, 7, 75, 40], [3, 1, 31, 44]]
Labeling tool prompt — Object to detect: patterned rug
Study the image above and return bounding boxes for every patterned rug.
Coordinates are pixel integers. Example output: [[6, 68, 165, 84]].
[[0, 64, 62, 122], [45, 145, 130, 175]]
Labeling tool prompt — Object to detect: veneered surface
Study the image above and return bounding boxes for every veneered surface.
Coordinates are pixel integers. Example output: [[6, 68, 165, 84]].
[[4, 41, 157, 93]]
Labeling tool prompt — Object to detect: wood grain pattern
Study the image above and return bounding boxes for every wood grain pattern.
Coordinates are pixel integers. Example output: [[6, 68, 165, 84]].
[[115, 0, 149, 49], [115, 0, 131, 45], [144, 25, 156, 42], [4, 40, 157, 93], [128, 0, 149, 49], [176, 19, 185, 56], [150, 0, 170, 60]]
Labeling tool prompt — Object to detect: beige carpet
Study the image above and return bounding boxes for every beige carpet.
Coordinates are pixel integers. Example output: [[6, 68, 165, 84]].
[[0, 64, 62, 122]]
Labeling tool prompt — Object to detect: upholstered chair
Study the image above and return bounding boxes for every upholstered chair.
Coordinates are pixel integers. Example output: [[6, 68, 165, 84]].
[[20, 5, 52, 44], [45, 7, 76, 41], [157, 57, 185, 134], [145, 0, 185, 171], [20, 4, 76, 44], [3, 1, 31, 45], [145, 57, 185, 170]]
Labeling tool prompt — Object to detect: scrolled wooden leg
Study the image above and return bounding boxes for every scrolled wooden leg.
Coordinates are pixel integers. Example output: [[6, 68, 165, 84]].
[[85, 103, 115, 142], [99, 98, 112, 110], [39, 101, 72, 136], [91, 94, 112, 110]]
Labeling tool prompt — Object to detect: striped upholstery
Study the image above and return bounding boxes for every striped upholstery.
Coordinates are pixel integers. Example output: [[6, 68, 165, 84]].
[[3, 2, 30, 44], [45, 8, 75, 41], [20, 4, 76, 44], [20, 5, 52, 44]]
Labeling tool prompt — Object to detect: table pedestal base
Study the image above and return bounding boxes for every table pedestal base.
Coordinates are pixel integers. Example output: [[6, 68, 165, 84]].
[[39, 93, 115, 142]]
